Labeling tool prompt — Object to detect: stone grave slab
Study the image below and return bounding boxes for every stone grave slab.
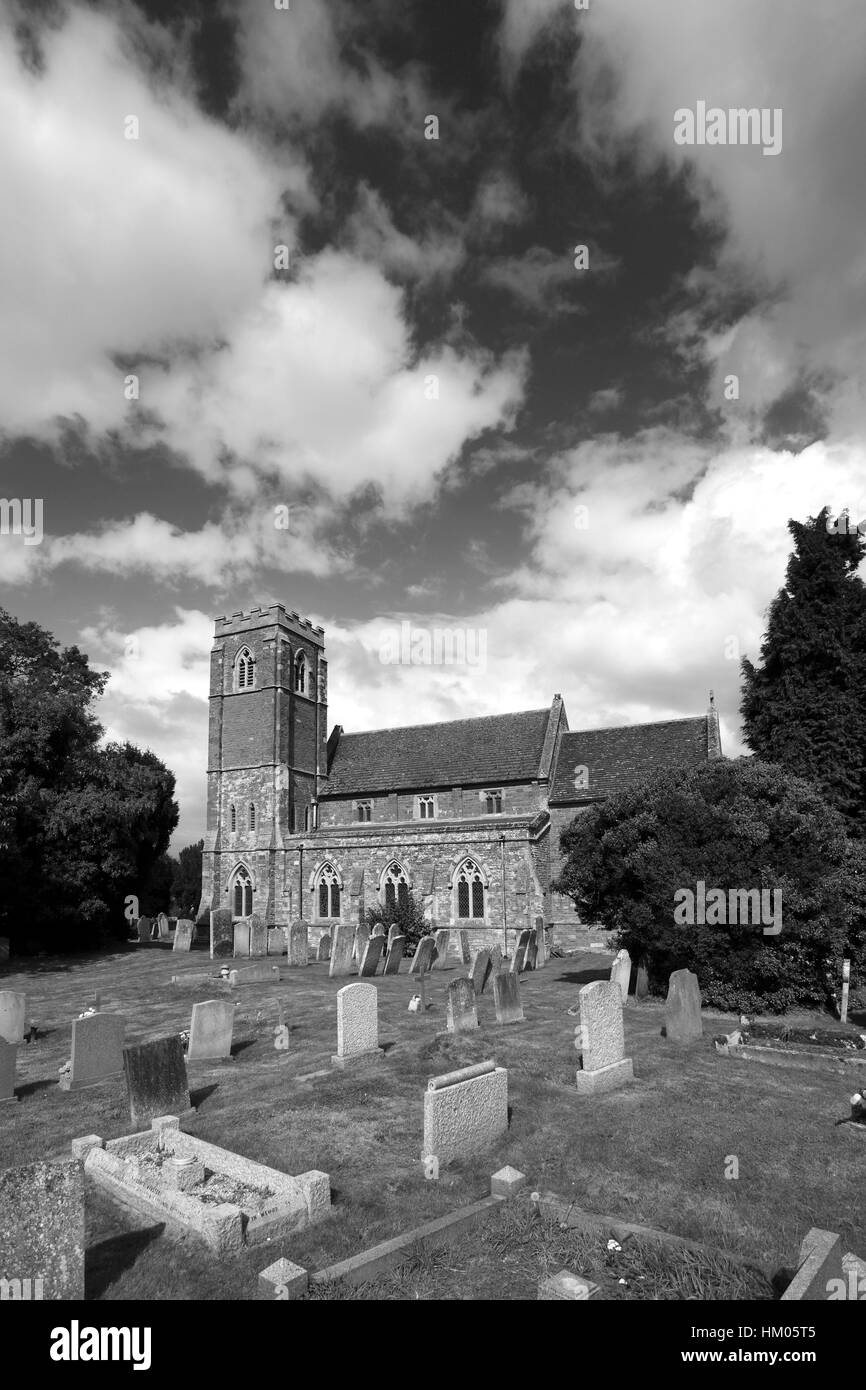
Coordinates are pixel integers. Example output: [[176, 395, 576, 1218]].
[[137, 916, 152, 944], [470, 949, 492, 995], [409, 936, 436, 975], [123, 1034, 193, 1129], [383, 935, 405, 975], [289, 920, 309, 967], [359, 933, 385, 978], [249, 915, 268, 958], [332, 983, 383, 1067], [317, 932, 331, 962], [610, 948, 632, 1003], [60, 1012, 127, 1091], [574, 980, 633, 1095], [0, 1159, 85, 1298], [328, 924, 355, 978], [0, 990, 26, 1044], [187, 999, 235, 1061], [0, 1038, 17, 1104], [493, 972, 524, 1025], [511, 929, 532, 973], [173, 920, 194, 952], [423, 1061, 508, 1165], [210, 908, 234, 959], [433, 929, 451, 969], [664, 969, 702, 1042], [446, 977, 478, 1033], [233, 919, 251, 957]]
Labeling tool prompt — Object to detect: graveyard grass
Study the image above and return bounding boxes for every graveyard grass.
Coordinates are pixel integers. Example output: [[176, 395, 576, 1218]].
[[1, 945, 865, 1300]]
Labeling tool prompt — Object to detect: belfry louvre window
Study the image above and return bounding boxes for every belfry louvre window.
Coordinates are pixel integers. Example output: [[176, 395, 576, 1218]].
[[483, 789, 502, 814], [230, 803, 237, 832], [456, 859, 484, 919], [235, 648, 255, 690], [383, 862, 409, 909], [248, 803, 256, 831], [294, 651, 307, 695], [317, 863, 341, 919]]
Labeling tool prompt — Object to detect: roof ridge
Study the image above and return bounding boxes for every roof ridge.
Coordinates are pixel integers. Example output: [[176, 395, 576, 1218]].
[[336, 707, 550, 739], [567, 715, 708, 735]]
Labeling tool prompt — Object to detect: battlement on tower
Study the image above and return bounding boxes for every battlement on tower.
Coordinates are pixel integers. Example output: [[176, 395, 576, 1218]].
[[214, 605, 325, 646]]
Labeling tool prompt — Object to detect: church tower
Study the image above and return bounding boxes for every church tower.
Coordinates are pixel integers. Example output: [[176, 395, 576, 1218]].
[[197, 605, 328, 927]]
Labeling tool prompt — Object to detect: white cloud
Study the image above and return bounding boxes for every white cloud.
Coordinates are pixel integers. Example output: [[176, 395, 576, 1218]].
[[343, 184, 465, 282]]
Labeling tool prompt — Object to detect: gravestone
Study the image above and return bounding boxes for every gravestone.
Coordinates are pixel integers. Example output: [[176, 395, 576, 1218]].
[[249, 914, 268, 958], [289, 919, 309, 968], [59, 1012, 127, 1091], [122, 1034, 193, 1128], [610, 948, 632, 1003], [574, 980, 633, 1095], [635, 963, 649, 1001], [386, 924, 400, 950], [329, 924, 355, 978], [493, 972, 524, 1025], [459, 930, 471, 965], [137, 916, 152, 944], [268, 927, 288, 956], [156, 913, 171, 940], [534, 914, 547, 968], [353, 923, 371, 964], [371, 922, 386, 938], [423, 1061, 508, 1165], [383, 935, 405, 975], [331, 983, 384, 1067], [0, 937, 8, 962], [664, 969, 702, 1043], [359, 933, 386, 978], [433, 929, 451, 969], [524, 939, 538, 972], [210, 907, 234, 959], [233, 919, 251, 957], [173, 919, 194, 952], [489, 943, 503, 975], [410, 936, 436, 975], [317, 932, 331, 962], [228, 962, 279, 985], [0, 990, 26, 1043], [511, 929, 532, 973], [0, 1038, 17, 1104], [187, 999, 235, 1061], [446, 977, 478, 1033], [0, 1159, 85, 1298], [470, 949, 492, 995]]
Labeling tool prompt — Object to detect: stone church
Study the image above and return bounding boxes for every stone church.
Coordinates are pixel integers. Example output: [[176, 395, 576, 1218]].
[[197, 605, 721, 949]]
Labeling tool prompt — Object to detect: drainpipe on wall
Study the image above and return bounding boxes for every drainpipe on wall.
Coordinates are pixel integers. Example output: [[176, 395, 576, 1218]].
[[298, 844, 303, 927], [499, 834, 507, 959]]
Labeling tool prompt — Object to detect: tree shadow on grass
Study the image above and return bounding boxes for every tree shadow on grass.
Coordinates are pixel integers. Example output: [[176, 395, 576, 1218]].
[[555, 969, 610, 986], [86, 1223, 165, 1299]]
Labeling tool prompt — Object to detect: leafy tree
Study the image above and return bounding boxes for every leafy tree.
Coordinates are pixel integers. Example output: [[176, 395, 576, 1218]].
[[140, 852, 174, 918], [170, 839, 203, 918], [0, 609, 178, 949], [741, 508, 866, 838], [553, 758, 855, 1013], [363, 890, 428, 951]]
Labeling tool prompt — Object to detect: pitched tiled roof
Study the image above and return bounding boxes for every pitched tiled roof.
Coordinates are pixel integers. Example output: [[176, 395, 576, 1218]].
[[549, 717, 711, 803], [323, 707, 552, 797]]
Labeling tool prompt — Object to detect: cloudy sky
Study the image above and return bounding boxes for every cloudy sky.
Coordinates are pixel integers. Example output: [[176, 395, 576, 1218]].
[[2, 0, 865, 849]]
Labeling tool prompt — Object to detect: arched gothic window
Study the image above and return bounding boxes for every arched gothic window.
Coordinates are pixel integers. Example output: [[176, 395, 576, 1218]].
[[317, 863, 341, 919], [383, 861, 409, 909], [230, 803, 237, 832], [248, 803, 256, 831], [294, 650, 307, 695], [455, 859, 484, 920], [235, 647, 255, 691], [232, 866, 253, 918]]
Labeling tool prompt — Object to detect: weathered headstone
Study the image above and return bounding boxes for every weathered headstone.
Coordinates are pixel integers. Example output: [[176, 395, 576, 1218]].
[[0, 1038, 17, 1104], [459, 930, 471, 965], [329, 923, 355, 978], [289, 919, 309, 967], [524, 939, 538, 972], [493, 972, 524, 1025], [317, 932, 331, 962], [331, 983, 384, 1067], [470, 949, 492, 995], [371, 922, 386, 938], [210, 907, 234, 959], [59, 1012, 127, 1091], [635, 962, 649, 1001], [228, 962, 280, 985], [137, 916, 152, 944], [433, 929, 451, 969], [187, 999, 235, 1061], [446, 977, 478, 1033], [664, 969, 702, 1043], [267, 927, 288, 956], [610, 948, 632, 1003], [489, 943, 503, 975], [534, 914, 547, 968], [0, 990, 26, 1044], [410, 936, 436, 975], [173, 919, 194, 952], [233, 919, 251, 957], [0, 1159, 85, 1298], [359, 933, 386, 978], [249, 914, 268, 958], [156, 912, 171, 940], [383, 935, 405, 975], [122, 1034, 193, 1128], [511, 929, 532, 973], [386, 924, 400, 950], [574, 980, 633, 1094], [423, 1060, 508, 1165], [353, 923, 370, 964]]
